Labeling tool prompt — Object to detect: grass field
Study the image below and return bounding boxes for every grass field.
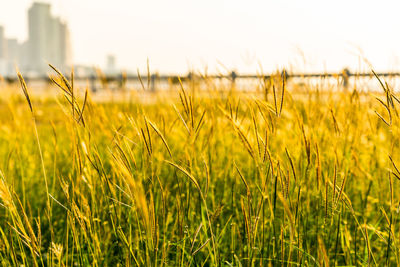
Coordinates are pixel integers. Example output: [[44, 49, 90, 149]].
[[0, 67, 398, 266]]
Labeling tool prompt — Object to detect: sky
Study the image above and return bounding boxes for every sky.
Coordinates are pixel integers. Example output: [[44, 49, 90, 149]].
[[0, 0, 400, 74]]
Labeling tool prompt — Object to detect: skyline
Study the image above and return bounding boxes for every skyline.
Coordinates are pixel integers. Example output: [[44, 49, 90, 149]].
[[1, 0, 400, 74], [0, 2, 71, 76]]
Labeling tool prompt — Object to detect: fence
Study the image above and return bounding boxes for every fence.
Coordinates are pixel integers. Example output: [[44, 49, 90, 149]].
[[1, 68, 397, 91]]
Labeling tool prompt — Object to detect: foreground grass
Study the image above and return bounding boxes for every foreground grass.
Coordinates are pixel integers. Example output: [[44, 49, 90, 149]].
[[0, 70, 398, 266]]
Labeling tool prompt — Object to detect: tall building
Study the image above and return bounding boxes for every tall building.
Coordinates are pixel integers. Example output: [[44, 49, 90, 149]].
[[0, 26, 5, 59], [105, 54, 117, 74], [19, 41, 29, 72], [59, 20, 72, 69], [27, 2, 51, 74], [0, 26, 7, 75], [27, 2, 71, 75], [6, 38, 19, 75], [0, 2, 72, 77]]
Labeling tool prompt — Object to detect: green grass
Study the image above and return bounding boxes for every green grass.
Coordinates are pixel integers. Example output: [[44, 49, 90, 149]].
[[0, 67, 398, 266]]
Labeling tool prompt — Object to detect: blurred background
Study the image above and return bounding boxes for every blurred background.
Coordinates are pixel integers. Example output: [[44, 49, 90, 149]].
[[1, 0, 400, 78]]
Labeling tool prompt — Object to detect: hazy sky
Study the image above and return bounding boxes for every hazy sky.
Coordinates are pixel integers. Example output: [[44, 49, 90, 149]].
[[1, 0, 400, 74]]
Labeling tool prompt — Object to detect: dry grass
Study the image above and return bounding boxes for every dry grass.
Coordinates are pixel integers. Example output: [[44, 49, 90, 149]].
[[0, 66, 398, 266]]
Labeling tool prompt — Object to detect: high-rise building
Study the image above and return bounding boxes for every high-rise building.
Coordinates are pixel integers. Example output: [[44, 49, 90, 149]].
[[0, 26, 5, 59], [19, 41, 29, 72], [27, 2, 71, 75], [0, 2, 72, 76], [0, 26, 7, 75], [60, 21, 72, 69], [27, 2, 51, 74], [6, 39, 19, 75], [106, 54, 117, 74], [48, 16, 62, 67]]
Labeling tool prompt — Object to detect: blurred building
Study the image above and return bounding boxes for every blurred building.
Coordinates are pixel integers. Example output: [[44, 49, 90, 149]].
[[0, 26, 5, 59], [0, 26, 6, 75], [105, 54, 117, 75], [6, 39, 19, 74], [0, 2, 72, 77], [27, 2, 71, 75]]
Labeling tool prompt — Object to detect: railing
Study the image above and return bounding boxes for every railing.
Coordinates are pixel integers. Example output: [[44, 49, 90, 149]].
[[1, 68, 397, 91]]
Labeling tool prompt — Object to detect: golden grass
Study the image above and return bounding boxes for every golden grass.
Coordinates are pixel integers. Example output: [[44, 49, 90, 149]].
[[0, 66, 398, 265]]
